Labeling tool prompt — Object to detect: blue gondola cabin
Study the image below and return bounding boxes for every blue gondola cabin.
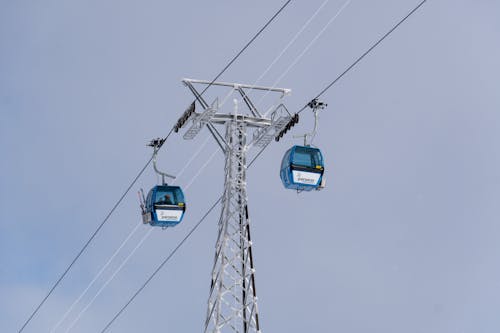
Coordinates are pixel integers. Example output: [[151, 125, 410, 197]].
[[280, 145, 325, 191], [142, 185, 186, 227]]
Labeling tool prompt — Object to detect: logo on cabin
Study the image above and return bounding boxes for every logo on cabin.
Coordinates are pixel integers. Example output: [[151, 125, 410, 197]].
[[156, 210, 182, 221], [296, 172, 316, 184], [292, 171, 320, 185]]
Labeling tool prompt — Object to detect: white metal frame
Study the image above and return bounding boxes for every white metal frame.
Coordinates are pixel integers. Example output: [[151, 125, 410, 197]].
[[180, 79, 292, 333]]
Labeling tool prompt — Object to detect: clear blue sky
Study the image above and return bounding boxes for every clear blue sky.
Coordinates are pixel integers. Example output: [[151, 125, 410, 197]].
[[2, 0, 500, 332]]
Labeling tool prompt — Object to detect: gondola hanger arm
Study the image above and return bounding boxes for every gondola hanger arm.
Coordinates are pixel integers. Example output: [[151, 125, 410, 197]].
[[148, 138, 176, 184]]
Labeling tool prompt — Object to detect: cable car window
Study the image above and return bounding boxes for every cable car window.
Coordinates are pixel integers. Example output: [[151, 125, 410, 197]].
[[293, 151, 312, 167], [155, 189, 175, 204], [292, 147, 323, 168], [154, 187, 185, 205], [312, 149, 323, 166], [173, 188, 185, 203], [281, 148, 292, 170], [146, 190, 153, 208]]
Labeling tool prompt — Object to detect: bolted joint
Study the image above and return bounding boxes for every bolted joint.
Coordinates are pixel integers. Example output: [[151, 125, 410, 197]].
[[147, 137, 166, 148], [307, 98, 327, 110]]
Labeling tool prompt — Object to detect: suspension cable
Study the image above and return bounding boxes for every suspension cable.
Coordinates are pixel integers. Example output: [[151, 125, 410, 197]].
[[297, 0, 428, 114], [16, 148, 159, 333], [17, 1, 292, 330], [99, 196, 222, 333], [198, 0, 292, 97], [52, 135, 213, 333], [56, 138, 220, 332], [99, 136, 273, 332], [97, 2, 429, 329]]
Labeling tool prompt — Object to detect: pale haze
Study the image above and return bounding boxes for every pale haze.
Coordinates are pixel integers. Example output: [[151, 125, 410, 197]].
[[1, 1, 500, 332]]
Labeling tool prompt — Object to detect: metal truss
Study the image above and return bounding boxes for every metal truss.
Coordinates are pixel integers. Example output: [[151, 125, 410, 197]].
[[204, 119, 259, 333], [179, 79, 291, 333]]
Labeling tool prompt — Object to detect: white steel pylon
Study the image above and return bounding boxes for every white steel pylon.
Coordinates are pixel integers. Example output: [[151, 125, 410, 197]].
[[205, 118, 258, 332], [179, 79, 293, 333]]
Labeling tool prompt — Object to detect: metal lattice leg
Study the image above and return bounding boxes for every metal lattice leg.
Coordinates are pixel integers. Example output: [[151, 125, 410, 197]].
[[205, 120, 260, 333]]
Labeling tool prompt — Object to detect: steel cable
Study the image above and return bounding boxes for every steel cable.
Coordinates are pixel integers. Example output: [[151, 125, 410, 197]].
[[97, 1, 429, 330], [98, 136, 273, 332], [17, 0, 292, 330], [297, 0, 428, 115], [17, 147, 160, 333]]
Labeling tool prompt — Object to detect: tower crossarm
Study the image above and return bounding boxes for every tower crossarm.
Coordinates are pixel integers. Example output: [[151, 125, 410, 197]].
[[182, 78, 291, 96], [210, 114, 272, 128]]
